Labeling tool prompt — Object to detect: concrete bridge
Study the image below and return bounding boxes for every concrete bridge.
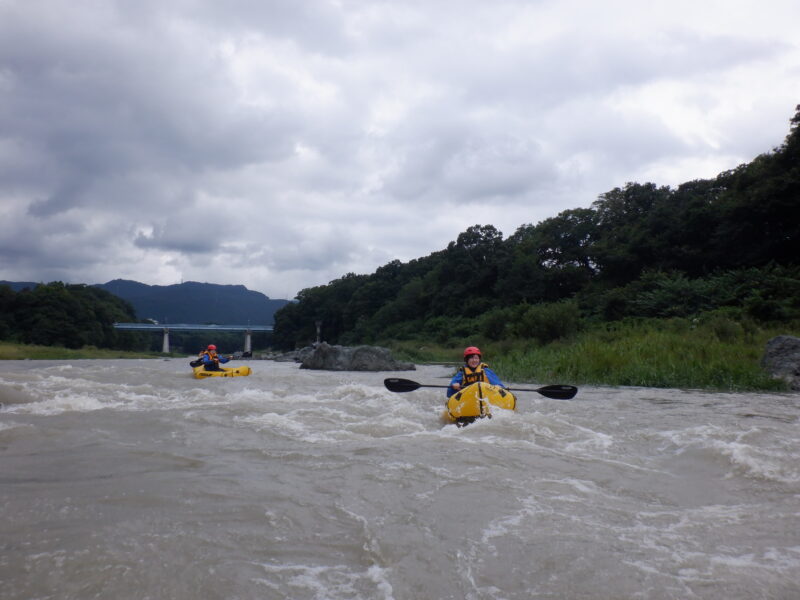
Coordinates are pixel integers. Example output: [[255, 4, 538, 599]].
[[113, 323, 273, 353]]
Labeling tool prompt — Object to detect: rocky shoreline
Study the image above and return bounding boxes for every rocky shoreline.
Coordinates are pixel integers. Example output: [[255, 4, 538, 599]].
[[761, 335, 800, 390], [254, 342, 415, 372]]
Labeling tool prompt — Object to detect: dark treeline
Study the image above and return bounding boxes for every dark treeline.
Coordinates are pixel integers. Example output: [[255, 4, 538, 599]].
[[273, 105, 800, 350], [0, 281, 271, 353], [0, 282, 143, 349]]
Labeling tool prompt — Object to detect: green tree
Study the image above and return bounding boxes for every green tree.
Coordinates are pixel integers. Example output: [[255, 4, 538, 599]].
[[591, 182, 673, 285], [3, 282, 138, 349]]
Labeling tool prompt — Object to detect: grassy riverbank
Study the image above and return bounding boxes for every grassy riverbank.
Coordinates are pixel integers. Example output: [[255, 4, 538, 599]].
[[385, 317, 799, 392], [0, 343, 169, 360], [2, 316, 797, 391]]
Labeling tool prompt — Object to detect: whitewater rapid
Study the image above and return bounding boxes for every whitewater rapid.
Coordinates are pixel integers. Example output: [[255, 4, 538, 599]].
[[1, 359, 798, 599]]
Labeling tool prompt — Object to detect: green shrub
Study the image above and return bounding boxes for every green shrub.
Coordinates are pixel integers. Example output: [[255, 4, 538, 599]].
[[630, 271, 714, 317], [509, 300, 582, 343], [703, 316, 744, 343], [477, 307, 513, 340], [662, 317, 692, 333]]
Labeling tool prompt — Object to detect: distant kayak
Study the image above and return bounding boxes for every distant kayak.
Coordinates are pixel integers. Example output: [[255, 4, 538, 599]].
[[192, 364, 252, 379], [442, 382, 516, 427]]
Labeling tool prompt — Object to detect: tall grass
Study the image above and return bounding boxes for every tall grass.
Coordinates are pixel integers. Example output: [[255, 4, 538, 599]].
[[383, 341, 460, 365], [387, 317, 797, 392], [494, 334, 776, 391], [0, 342, 168, 360]]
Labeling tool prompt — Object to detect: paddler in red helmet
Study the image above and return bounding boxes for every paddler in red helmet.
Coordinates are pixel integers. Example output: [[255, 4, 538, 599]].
[[447, 346, 507, 398], [200, 344, 232, 371]]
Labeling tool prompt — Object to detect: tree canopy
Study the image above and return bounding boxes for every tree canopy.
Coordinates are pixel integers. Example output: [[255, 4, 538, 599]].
[[273, 105, 800, 349], [4, 107, 798, 352], [0, 282, 140, 349]]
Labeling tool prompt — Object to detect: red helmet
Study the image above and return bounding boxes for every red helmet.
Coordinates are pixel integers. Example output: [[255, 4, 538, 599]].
[[207, 344, 217, 350], [463, 346, 481, 359]]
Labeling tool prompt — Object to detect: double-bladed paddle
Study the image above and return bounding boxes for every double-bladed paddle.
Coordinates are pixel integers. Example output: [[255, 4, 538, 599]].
[[383, 377, 578, 400]]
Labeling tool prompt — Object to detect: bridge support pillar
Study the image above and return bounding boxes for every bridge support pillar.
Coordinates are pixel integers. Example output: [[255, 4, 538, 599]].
[[244, 330, 252, 354], [162, 328, 170, 353]]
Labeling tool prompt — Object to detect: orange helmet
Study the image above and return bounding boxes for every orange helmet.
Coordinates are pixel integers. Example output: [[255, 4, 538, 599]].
[[207, 344, 217, 350], [463, 346, 481, 359]]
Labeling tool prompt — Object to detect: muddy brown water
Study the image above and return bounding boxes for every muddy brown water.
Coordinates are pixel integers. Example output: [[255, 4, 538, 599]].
[[1, 359, 798, 599]]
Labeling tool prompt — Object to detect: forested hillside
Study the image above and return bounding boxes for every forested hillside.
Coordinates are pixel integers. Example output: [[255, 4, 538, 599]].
[[0, 280, 285, 352], [0, 282, 142, 349], [273, 105, 800, 350]]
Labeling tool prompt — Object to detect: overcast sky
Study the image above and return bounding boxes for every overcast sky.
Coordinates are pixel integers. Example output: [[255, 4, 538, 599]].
[[1, 0, 798, 299]]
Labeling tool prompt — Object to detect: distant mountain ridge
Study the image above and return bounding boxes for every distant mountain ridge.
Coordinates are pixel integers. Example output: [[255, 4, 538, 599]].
[[97, 280, 287, 325], [1, 281, 39, 292], [1, 279, 288, 325]]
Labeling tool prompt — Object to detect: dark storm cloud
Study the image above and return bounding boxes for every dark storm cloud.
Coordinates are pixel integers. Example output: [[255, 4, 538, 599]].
[[0, 2, 300, 215]]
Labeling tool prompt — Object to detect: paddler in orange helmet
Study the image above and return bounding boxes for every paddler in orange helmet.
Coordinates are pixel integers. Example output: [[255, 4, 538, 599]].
[[447, 346, 507, 398]]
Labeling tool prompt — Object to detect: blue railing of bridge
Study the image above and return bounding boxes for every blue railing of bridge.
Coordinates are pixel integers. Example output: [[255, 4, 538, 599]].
[[113, 323, 272, 353], [113, 323, 273, 331]]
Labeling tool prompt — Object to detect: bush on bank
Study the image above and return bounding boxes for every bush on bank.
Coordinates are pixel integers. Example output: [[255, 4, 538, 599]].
[[384, 314, 799, 392]]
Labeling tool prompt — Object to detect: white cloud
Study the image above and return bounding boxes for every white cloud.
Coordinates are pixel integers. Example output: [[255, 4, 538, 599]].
[[0, 0, 798, 299]]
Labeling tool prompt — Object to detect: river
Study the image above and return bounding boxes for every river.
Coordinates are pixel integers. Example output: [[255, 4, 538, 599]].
[[1, 359, 798, 599]]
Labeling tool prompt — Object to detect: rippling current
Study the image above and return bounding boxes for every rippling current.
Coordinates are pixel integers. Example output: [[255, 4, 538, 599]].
[[1, 359, 799, 600]]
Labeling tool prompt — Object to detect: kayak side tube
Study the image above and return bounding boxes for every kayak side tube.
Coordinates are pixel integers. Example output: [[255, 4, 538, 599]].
[[192, 365, 252, 379]]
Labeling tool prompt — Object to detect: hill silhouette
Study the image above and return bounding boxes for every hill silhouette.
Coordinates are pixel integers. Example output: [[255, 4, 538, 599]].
[[96, 280, 287, 325], [1, 279, 288, 325]]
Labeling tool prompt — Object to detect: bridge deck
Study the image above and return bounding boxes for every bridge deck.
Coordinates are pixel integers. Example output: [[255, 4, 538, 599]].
[[113, 323, 273, 331], [113, 323, 272, 353]]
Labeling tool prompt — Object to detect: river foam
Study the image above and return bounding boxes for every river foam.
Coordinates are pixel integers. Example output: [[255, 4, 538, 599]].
[[1, 359, 798, 599]]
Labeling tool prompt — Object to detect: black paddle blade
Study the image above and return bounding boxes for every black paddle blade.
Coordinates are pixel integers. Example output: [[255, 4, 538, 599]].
[[384, 378, 422, 393], [536, 385, 578, 400]]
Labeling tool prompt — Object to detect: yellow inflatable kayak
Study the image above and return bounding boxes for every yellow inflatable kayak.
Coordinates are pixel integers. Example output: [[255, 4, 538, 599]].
[[442, 382, 516, 427], [192, 365, 252, 379]]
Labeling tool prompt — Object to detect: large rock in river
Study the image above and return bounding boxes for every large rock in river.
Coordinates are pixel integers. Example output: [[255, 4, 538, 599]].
[[761, 335, 800, 391], [299, 342, 415, 371]]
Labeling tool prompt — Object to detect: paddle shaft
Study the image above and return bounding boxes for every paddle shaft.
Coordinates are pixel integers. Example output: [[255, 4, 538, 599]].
[[395, 382, 553, 393], [384, 378, 578, 399]]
